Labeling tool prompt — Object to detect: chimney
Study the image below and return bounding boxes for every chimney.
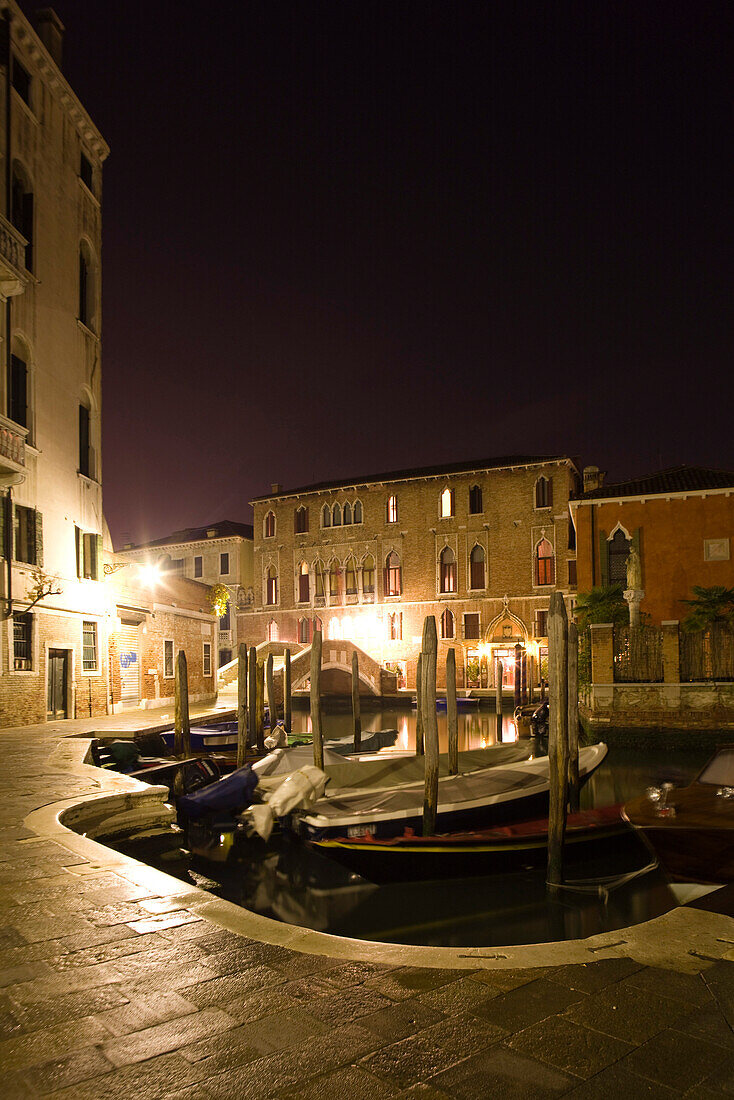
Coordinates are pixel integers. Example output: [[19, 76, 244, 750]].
[[34, 9, 64, 69], [582, 465, 606, 493], [271, 482, 281, 494]]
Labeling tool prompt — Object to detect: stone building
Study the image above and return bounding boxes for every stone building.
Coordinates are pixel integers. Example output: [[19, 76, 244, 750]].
[[0, 6, 109, 726], [242, 456, 580, 691], [115, 520, 254, 669], [571, 465, 734, 625]]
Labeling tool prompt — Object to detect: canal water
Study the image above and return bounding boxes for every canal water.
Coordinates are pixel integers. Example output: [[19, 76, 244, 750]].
[[109, 707, 714, 949]]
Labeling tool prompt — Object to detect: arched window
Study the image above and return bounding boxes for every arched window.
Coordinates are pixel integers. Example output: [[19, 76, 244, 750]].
[[439, 546, 456, 593], [266, 564, 278, 604], [314, 560, 325, 598], [267, 619, 279, 642], [608, 529, 631, 585], [385, 551, 401, 596], [11, 163, 33, 271], [298, 561, 310, 603], [332, 502, 341, 526], [469, 485, 483, 514], [535, 539, 555, 586], [322, 504, 331, 528], [343, 501, 352, 525], [79, 240, 96, 330], [294, 506, 309, 533], [470, 544, 486, 589], [535, 476, 553, 509], [298, 617, 310, 644], [264, 511, 276, 538], [386, 495, 397, 523], [328, 559, 340, 600], [345, 556, 357, 595], [440, 487, 455, 518], [440, 608, 455, 639], [362, 554, 375, 595], [354, 500, 363, 524]]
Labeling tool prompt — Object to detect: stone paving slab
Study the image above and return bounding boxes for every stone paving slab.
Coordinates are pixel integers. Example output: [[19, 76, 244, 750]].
[[0, 710, 734, 1096]]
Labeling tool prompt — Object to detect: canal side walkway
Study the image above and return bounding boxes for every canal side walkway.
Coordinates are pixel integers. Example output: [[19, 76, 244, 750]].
[[1, 707, 734, 1097]]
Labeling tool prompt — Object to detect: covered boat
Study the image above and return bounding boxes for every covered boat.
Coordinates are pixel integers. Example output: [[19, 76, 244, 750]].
[[622, 745, 734, 883]]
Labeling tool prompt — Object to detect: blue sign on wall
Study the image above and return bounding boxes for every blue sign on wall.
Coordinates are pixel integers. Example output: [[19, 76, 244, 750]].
[[120, 652, 138, 669]]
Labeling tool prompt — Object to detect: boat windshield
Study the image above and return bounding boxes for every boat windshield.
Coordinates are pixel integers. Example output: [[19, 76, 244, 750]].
[[698, 750, 734, 786]]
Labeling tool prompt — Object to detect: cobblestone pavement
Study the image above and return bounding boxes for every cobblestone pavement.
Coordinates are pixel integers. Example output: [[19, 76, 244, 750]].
[[1, 714, 734, 1097]]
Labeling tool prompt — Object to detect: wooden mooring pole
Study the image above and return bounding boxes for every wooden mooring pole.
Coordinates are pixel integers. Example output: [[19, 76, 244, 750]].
[[247, 646, 257, 750], [352, 650, 361, 753], [311, 629, 324, 769], [415, 653, 424, 756], [256, 659, 265, 754], [284, 648, 292, 735], [422, 616, 439, 836], [547, 591, 569, 889], [568, 620, 580, 813], [266, 653, 276, 732], [237, 643, 248, 767], [174, 649, 190, 756], [446, 648, 458, 775]]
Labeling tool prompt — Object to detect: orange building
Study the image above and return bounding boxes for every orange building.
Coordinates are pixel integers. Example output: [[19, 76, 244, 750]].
[[571, 466, 734, 625]]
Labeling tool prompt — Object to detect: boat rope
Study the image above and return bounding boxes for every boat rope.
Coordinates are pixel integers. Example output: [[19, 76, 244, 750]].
[[546, 859, 659, 903]]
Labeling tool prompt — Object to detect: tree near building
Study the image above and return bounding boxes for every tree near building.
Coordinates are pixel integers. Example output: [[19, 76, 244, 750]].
[[208, 583, 231, 619], [681, 586, 734, 632], [573, 585, 629, 631]]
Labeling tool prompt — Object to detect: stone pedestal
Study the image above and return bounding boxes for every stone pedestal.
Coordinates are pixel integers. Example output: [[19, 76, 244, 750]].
[[624, 588, 645, 628]]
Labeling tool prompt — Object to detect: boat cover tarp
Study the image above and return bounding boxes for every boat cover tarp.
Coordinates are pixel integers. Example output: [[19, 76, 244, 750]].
[[178, 764, 258, 821]]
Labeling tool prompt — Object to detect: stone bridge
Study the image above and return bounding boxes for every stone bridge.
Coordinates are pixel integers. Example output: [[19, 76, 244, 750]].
[[217, 639, 397, 704]]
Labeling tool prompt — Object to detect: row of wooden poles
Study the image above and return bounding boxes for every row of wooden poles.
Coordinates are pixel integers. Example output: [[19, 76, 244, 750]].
[[173, 591, 578, 888]]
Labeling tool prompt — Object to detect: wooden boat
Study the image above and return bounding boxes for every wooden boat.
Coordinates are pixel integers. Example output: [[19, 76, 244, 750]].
[[289, 743, 608, 843], [622, 745, 734, 883], [312, 802, 628, 882]]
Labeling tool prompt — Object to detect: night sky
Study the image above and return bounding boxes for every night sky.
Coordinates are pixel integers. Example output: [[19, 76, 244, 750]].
[[30, 1, 734, 546]]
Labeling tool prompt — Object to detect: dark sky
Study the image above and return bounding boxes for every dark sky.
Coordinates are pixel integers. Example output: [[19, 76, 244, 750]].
[[31, 1, 734, 546]]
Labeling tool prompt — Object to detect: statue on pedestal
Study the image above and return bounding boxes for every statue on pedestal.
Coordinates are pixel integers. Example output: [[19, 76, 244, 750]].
[[624, 546, 644, 627]]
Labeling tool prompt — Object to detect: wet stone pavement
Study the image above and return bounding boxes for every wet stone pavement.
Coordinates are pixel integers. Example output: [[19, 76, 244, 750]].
[[1, 722, 734, 1097]]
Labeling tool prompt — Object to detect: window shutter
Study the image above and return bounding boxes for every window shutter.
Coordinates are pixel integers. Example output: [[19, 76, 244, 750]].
[[598, 529, 609, 587], [547, 478, 553, 508], [383, 567, 388, 595], [631, 528, 641, 585], [34, 510, 43, 567], [75, 525, 81, 576], [294, 510, 298, 533], [0, 495, 6, 559], [95, 534, 103, 580], [397, 566, 402, 595], [450, 489, 455, 514], [304, 507, 309, 533], [22, 192, 33, 270]]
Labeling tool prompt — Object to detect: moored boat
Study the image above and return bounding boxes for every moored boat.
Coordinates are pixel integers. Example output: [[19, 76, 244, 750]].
[[622, 745, 734, 883]]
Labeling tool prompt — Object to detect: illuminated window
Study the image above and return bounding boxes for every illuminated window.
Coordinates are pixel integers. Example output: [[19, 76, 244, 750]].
[[440, 488, 455, 518], [264, 511, 276, 538], [298, 561, 310, 602], [386, 495, 397, 523], [343, 502, 352, 525], [385, 551, 401, 596], [362, 555, 375, 594], [388, 612, 402, 641], [329, 560, 340, 600], [294, 506, 309, 533], [470, 544, 486, 589], [332, 502, 341, 526], [469, 485, 483, 514], [315, 560, 325, 598], [535, 477, 553, 509], [345, 557, 357, 594], [322, 504, 331, 528], [439, 546, 456, 593], [354, 500, 363, 523], [440, 608, 455, 639], [266, 565, 278, 604], [535, 539, 555, 586], [267, 619, 279, 642]]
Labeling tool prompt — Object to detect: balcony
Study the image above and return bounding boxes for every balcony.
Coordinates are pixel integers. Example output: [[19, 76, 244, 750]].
[[0, 214, 30, 299], [0, 413, 27, 487]]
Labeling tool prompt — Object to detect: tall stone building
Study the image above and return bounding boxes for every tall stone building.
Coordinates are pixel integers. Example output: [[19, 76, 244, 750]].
[[243, 456, 580, 691], [0, 5, 109, 726]]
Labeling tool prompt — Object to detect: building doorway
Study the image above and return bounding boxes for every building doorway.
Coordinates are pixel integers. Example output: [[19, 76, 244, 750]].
[[47, 649, 69, 719], [119, 620, 141, 707]]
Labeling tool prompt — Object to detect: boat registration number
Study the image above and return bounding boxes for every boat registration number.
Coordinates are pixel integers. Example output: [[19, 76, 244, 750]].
[[347, 825, 376, 838]]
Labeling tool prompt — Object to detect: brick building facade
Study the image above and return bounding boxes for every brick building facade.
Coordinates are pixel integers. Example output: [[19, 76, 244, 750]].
[[240, 456, 580, 691]]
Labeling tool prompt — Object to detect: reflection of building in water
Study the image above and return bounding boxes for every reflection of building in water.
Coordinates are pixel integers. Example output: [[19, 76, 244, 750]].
[[243, 456, 580, 693]]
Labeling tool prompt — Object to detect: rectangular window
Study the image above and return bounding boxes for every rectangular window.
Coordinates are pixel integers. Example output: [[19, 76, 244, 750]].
[[464, 613, 480, 640], [14, 505, 36, 564], [164, 639, 174, 678], [82, 621, 98, 672], [469, 485, 483, 514], [78, 530, 100, 580], [8, 354, 27, 428], [219, 605, 231, 631], [12, 56, 30, 104], [568, 559, 577, 586], [535, 610, 548, 638], [79, 404, 90, 477], [194, 555, 203, 577], [203, 643, 212, 676], [386, 495, 398, 523], [220, 552, 229, 575], [386, 562, 402, 596], [299, 571, 310, 603], [169, 558, 184, 576], [80, 152, 94, 192], [388, 612, 403, 641], [294, 507, 309, 533], [13, 612, 32, 670]]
